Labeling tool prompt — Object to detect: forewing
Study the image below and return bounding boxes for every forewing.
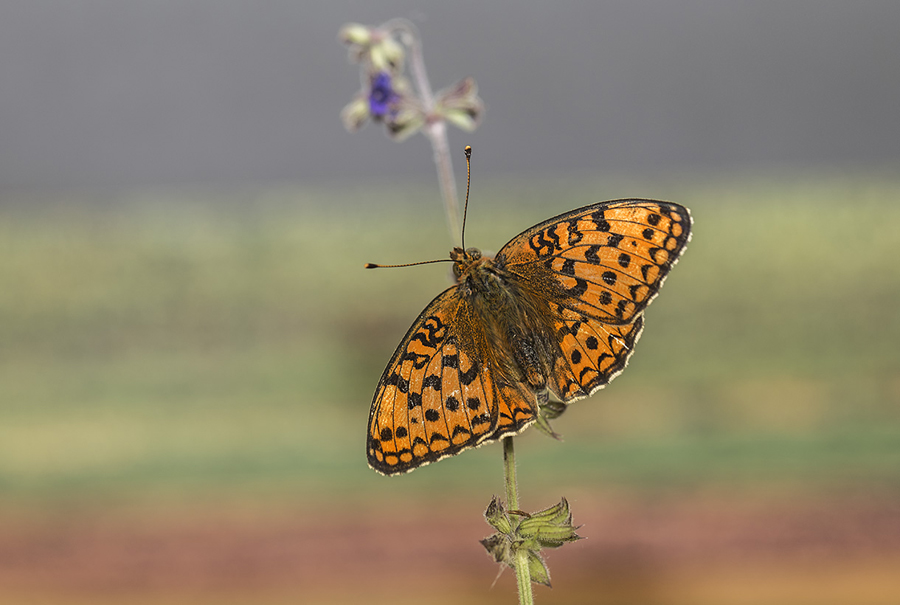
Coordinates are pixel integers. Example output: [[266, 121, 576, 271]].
[[498, 199, 691, 324], [367, 287, 498, 475]]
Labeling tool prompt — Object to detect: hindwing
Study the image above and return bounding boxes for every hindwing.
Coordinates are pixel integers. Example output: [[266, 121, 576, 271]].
[[367, 288, 499, 475]]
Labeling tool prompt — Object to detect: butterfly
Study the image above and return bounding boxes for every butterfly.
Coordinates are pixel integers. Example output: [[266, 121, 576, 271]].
[[367, 196, 691, 475]]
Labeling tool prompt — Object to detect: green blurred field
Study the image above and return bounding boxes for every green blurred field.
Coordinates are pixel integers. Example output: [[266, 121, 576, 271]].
[[1, 172, 900, 604], [1, 172, 899, 505]]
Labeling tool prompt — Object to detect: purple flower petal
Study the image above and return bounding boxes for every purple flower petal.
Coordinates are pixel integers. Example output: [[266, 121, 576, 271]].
[[369, 72, 399, 118]]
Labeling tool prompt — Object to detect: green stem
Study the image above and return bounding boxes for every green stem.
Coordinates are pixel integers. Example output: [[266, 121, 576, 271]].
[[514, 548, 534, 605], [503, 437, 533, 605], [502, 436, 519, 510]]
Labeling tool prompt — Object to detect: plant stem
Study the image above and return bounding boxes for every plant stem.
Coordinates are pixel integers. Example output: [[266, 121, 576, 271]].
[[424, 121, 461, 244], [502, 436, 519, 510], [514, 549, 534, 605], [503, 437, 533, 605], [388, 19, 461, 243]]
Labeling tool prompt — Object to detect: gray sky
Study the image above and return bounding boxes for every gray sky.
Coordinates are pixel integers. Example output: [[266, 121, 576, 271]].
[[0, 1, 897, 190]]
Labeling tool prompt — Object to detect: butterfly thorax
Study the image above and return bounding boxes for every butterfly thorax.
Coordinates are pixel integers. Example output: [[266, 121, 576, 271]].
[[450, 246, 556, 392]]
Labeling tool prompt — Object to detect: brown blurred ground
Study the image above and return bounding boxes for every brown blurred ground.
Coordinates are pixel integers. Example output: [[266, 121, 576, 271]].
[[1, 489, 898, 605]]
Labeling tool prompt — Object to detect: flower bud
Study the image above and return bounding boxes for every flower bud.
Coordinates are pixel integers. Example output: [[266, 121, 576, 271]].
[[518, 498, 582, 549], [338, 23, 372, 47], [369, 36, 405, 74], [340, 96, 370, 132], [384, 106, 425, 141], [434, 77, 484, 132]]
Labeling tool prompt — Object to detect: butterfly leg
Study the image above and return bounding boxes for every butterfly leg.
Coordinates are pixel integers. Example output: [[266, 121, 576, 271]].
[[533, 389, 564, 441]]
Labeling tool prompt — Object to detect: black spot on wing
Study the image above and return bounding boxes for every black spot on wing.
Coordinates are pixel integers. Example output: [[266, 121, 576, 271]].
[[567, 221, 583, 245], [472, 413, 491, 426], [459, 363, 478, 385], [592, 210, 610, 232], [451, 425, 472, 439], [402, 351, 430, 370], [566, 278, 589, 297]]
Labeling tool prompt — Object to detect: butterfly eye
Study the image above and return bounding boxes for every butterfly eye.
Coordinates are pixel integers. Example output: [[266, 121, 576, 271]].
[[466, 247, 482, 260]]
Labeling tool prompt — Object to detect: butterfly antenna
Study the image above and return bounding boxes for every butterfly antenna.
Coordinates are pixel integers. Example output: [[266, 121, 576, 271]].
[[460, 145, 472, 251], [364, 258, 452, 269], [367, 146, 472, 270]]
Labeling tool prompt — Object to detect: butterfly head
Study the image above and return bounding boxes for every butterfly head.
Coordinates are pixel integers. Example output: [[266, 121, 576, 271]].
[[450, 246, 484, 280]]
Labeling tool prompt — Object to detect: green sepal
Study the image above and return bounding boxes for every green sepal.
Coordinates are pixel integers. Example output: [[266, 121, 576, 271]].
[[532, 409, 563, 440], [340, 96, 369, 132], [539, 399, 567, 421], [525, 550, 552, 587], [338, 23, 372, 47], [479, 532, 511, 565], [518, 498, 582, 549], [384, 107, 425, 141], [481, 495, 581, 588], [434, 77, 484, 132], [442, 108, 479, 131], [483, 495, 513, 535], [369, 36, 405, 74]]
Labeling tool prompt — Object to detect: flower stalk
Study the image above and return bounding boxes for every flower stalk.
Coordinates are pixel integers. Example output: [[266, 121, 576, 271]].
[[339, 19, 483, 244], [504, 437, 534, 605], [340, 19, 580, 604]]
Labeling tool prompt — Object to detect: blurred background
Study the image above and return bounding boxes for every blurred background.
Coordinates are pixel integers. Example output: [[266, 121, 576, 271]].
[[0, 2, 898, 604]]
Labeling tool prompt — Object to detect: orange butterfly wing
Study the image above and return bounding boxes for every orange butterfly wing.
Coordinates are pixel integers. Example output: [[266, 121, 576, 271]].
[[367, 287, 537, 475], [498, 199, 691, 401], [368, 199, 691, 474]]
